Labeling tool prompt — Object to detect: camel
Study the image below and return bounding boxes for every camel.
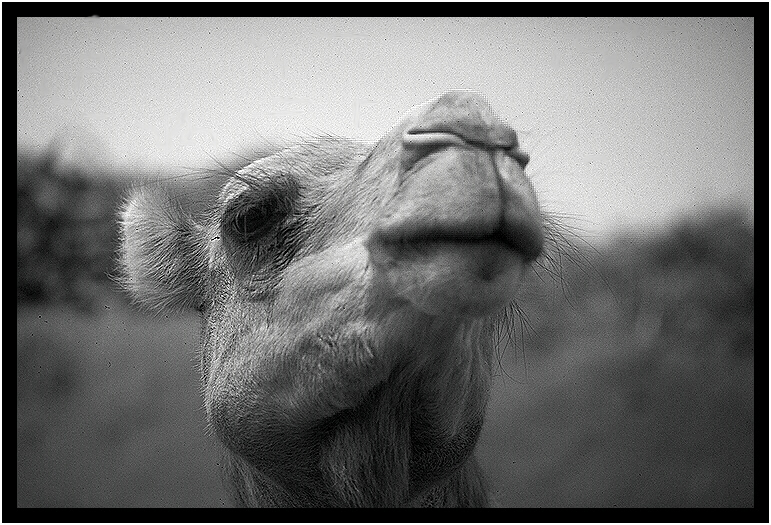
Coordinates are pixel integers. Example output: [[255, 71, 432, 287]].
[[119, 91, 544, 507]]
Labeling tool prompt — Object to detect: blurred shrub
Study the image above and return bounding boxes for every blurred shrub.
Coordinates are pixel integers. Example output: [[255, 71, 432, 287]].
[[17, 145, 235, 311], [17, 148, 127, 310], [520, 208, 754, 361], [605, 209, 754, 359]]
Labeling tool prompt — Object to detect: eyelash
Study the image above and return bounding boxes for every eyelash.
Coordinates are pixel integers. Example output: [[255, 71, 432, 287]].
[[227, 195, 287, 243]]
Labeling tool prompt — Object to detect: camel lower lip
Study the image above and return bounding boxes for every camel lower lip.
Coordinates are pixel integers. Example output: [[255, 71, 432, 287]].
[[367, 238, 527, 316], [370, 237, 523, 280]]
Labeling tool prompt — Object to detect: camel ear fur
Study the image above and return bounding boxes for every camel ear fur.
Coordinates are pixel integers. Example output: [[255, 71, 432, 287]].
[[119, 185, 209, 312]]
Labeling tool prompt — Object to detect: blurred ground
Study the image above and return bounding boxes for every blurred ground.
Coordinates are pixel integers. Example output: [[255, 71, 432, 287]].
[[17, 295, 229, 507], [16, 148, 754, 507]]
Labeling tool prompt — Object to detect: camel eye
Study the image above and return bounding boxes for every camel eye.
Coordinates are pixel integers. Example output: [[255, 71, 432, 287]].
[[228, 196, 285, 242]]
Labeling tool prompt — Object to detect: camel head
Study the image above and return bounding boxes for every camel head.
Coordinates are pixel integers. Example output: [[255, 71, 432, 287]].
[[119, 91, 543, 507]]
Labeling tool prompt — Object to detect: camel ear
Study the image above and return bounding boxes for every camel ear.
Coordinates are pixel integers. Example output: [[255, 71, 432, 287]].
[[119, 185, 209, 312]]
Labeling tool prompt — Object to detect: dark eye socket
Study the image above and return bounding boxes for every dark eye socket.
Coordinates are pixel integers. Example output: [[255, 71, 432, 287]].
[[228, 195, 286, 242]]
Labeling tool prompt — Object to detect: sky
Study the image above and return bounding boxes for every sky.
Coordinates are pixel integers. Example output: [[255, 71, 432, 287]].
[[17, 17, 754, 235]]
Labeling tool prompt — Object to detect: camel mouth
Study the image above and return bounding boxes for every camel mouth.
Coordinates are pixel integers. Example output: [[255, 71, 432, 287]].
[[388, 140, 543, 262], [371, 221, 538, 263], [385, 225, 509, 245], [401, 233, 514, 252]]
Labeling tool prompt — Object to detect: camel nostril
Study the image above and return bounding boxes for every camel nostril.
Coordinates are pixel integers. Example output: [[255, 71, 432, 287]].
[[404, 91, 520, 151], [401, 93, 525, 172], [403, 123, 519, 151], [402, 131, 469, 149], [400, 129, 531, 174], [400, 131, 469, 172], [508, 148, 530, 169]]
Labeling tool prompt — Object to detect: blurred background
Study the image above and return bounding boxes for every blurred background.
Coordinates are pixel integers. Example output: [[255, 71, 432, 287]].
[[17, 17, 754, 507]]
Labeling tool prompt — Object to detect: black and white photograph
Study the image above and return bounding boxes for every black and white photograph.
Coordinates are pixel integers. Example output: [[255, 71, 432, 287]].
[[17, 16, 756, 509]]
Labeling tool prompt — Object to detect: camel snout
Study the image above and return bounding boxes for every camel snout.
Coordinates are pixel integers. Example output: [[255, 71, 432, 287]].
[[401, 90, 530, 170]]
